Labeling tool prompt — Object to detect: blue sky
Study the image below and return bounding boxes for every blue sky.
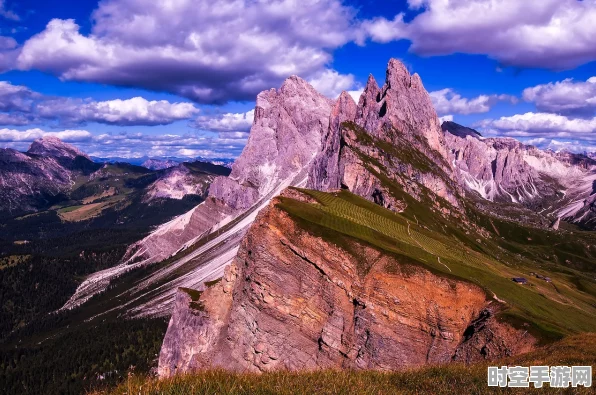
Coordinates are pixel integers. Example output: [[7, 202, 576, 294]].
[[0, 0, 595, 158]]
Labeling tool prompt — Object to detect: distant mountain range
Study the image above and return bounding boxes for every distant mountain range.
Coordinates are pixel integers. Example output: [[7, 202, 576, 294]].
[[91, 155, 235, 168], [0, 137, 231, 219]]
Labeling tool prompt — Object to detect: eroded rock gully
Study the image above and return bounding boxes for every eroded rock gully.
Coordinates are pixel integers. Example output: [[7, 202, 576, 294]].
[[158, 190, 534, 376]]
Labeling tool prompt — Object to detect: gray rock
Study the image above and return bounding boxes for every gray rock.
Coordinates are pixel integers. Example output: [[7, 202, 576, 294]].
[[0, 137, 98, 217], [210, 76, 332, 210]]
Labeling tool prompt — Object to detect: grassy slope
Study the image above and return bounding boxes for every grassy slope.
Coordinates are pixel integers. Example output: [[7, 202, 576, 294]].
[[277, 188, 596, 340], [105, 333, 596, 395], [321, 121, 596, 339]]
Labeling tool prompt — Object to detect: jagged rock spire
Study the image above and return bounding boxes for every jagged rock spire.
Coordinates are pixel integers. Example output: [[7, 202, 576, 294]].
[[210, 75, 332, 210], [356, 58, 447, 158], [308, 90, 358, 190]]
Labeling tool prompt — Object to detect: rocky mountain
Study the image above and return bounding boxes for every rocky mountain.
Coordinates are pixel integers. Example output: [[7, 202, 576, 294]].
[[153, 59, 596, 377], [158, 189, 535, 375], [0, 139, 229, 224], [144, 162, 231, 202], [443, 122, 596, 228], [308, 60, 461, 213], [61, 75, 333, 314], [46, 59, 596, 379], [142, 159, 180, 170], [0, 137, 102, 217]]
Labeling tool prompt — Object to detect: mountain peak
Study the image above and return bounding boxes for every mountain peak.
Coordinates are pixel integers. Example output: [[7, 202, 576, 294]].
[[386, 58, 411, 87], [356, 58, 446, 157], [279, 75, 333, 106], [27, 137, 89, 160], [442, 121, 482, 139], [337, 90, 357, 106]]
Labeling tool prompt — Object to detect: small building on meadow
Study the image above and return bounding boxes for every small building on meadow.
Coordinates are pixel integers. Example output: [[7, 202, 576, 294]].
[[512, 277, 528, 284]]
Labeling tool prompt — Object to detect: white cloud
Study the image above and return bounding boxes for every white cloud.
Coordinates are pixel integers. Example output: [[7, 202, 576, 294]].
[[308, 69, 356, 99], [438, 115, 454, 123], [0, 36, 16, 50], [430, 88, 516, 115], [10, 0, 360, 103], [0, 112, 30, 125], [195, 109, 254, 133], [0, 128, 92, 142], [363, 0, 596, 70], [1, 128, 247, 159], [348, 89, 364, 103], [37, 96, 199, 126], [358, 14, 407, 44], [525, 138, 596, 153], [523, 77, 596, 117], [0, 80, 199, 126], [477, 112, 596, 137], [0, 80, 37, 112]]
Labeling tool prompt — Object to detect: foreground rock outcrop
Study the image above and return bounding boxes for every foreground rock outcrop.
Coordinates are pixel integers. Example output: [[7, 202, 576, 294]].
[[158, 190, 534, 376]]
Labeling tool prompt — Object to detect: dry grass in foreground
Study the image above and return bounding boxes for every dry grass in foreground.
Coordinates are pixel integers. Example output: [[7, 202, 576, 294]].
[[97, 333, 596, 395]]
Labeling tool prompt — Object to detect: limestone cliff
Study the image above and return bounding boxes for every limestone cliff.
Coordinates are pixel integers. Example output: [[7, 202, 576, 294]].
[[63, 74, 333, 314], [158, 189, 534, 376], [443, 121, 596, 229], [123, 75, 332, 266], [308, 59, 460, 213]]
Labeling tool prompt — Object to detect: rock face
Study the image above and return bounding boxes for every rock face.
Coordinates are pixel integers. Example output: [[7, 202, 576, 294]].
[[27, 136, 89, 160], [64, 75, 333, 314], [356, 60, 447, 158], [445, 127, 546, 203], [308, 59, 460, 212], [209, 76, 332, 210], [123, 75, 331, 265], [144, 162, 231, 201], [443, 121, 596, 228], [308, 91, 358, 192], [158, 191, 534, 376], [0, 137, 100, 217]]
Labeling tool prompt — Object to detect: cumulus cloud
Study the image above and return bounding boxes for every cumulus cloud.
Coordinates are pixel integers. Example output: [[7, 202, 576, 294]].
[[37, 96, 199, 126], [523, 77, 596, 117], [0, 112, 30, 125], [0, 81, 199, 126], [525, 138, 596, 153], [0, 36, 16, 50], [477, 112, 596, 138], [358, 14, 407, 44], [438, 115, 454, 123], [194, 109, 254, 133], [0, 128, 247, 159], [0, 128, 92, 142], [10, 0, 360, 103], [364, 0, 596, 70], [430, 88, 516, 115], [86, 131, 248, 159], [0, 80, 37, 112], [308, 69, 356, 99]]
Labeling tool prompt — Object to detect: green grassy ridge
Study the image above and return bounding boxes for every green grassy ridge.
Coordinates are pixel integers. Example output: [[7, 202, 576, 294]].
[[103, 333, 596, 395], [276, 188, 596, 339], [326, 121, 595, 338]]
